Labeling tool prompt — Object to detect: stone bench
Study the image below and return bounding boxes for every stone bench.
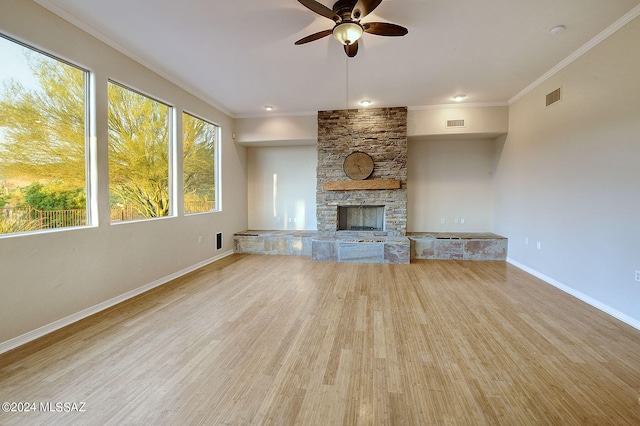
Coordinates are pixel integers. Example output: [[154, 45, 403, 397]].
[[233, 230, 316, 256], [407, 232, 507, 260]]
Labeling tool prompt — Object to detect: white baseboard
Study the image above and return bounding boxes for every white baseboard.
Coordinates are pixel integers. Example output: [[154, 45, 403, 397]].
[[0, 250, 234, 355], [507, 257, 640, 331]]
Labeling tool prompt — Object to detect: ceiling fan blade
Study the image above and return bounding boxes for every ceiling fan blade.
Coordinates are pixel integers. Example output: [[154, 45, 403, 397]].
[[352, 0, 383, 20], [362, 22, 408, 36], [298, 0, 340, 22], [295, 29, 334, 45], [344, 40, 359, 57]]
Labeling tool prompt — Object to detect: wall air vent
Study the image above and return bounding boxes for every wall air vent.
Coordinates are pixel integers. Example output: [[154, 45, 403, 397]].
[[446, 119, 465, 128], [546, 87, 562, 107]]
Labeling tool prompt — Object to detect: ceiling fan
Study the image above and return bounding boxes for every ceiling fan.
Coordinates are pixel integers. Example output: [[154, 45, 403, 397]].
[[295, 0, 408, 57]]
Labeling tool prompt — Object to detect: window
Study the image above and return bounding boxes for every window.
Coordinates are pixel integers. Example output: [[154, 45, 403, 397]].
[[108, 81, 171, 222], [0, 35, 89, 235], [182, 112, 219, 214]]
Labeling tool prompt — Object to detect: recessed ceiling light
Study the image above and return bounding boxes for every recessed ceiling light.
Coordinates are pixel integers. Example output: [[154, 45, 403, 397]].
[[359, 100, 372, 107], [264, 105, 274, 111], [550, 25, 565, 35], [452, 94, 466, 102]]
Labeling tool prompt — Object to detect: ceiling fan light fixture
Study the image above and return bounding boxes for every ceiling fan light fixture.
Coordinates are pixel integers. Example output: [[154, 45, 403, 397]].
[[333, 22, 363, 45], [359, 100, 372, 107], [452, 94, 466, 102]]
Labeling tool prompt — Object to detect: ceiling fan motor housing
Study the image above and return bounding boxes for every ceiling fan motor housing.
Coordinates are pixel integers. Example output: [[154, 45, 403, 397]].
[[333, 0, 361, 20]]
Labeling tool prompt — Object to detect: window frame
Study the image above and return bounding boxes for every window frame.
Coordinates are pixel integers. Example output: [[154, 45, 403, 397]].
[[107, 79, 174, 224], [0, 33, 92, 237], [182, 110, 221, 215]]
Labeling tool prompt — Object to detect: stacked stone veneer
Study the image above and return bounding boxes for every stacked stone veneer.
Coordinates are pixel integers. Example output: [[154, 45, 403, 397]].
[[316, 107, 408, 236]]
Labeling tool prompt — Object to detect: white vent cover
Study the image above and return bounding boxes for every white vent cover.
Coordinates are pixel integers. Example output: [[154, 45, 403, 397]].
[[446, 119, 465, 128], [546, 88, 562, 107]]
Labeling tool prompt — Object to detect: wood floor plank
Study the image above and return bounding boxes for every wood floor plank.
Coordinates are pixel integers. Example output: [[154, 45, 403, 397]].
[[1, 254, 640, 425]]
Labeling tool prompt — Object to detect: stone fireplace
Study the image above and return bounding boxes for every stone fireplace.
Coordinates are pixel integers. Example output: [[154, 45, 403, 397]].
[[311, 106, 410, 263], [316, 107, 408, 236]]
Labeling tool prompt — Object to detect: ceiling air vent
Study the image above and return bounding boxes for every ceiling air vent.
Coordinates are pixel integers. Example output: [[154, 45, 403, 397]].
[[446, 119, 465, 128], [546, 87, 562, 107]]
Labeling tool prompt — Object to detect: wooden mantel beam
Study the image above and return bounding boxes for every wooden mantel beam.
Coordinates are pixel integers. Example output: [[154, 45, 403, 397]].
[[322, 179, 401, 191]]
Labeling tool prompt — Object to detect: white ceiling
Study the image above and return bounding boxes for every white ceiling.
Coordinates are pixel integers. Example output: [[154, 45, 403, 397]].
[[37, 0, 640, 117]]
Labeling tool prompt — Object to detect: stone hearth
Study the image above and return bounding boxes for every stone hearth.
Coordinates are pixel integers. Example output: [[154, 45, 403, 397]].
[[311, 234, 410, 264]]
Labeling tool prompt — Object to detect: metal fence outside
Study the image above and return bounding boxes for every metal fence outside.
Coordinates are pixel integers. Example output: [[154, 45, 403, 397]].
[[1, 201, 216, 234], [1, 206, 86, 230]]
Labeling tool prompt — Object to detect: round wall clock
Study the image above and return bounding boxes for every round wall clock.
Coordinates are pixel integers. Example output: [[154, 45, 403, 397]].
[[343, 151, 374, 180]]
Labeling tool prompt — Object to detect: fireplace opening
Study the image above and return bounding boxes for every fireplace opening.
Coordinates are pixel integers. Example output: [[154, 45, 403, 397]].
[[338, 205, 385, 231]]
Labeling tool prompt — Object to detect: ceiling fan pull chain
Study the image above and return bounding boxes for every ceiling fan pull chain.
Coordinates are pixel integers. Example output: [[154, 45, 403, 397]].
[[345, 55, 349, 111]]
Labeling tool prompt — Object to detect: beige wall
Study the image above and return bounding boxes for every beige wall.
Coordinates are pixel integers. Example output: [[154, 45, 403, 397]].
[[247, 145, 317, 230], [407, 106, 508, 138], [493, 16, 640, 326], [407, 137, 498, 232], [0, 0, 248, 347], [235, 115, 317, 146]]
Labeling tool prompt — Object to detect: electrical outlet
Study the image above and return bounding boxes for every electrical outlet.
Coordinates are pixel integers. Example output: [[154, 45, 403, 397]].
[[455, 218, 459, 224], [441, 218, 445, 224], [460, 218, 465, 224], [524, 237, 529, 245], [198, 236, 203, 243], [635, 270, 640, 282], [536, 241, 541, 250]]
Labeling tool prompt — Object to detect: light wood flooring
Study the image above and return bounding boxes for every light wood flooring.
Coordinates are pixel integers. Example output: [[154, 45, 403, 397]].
[[1, 254, 639, 425]]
